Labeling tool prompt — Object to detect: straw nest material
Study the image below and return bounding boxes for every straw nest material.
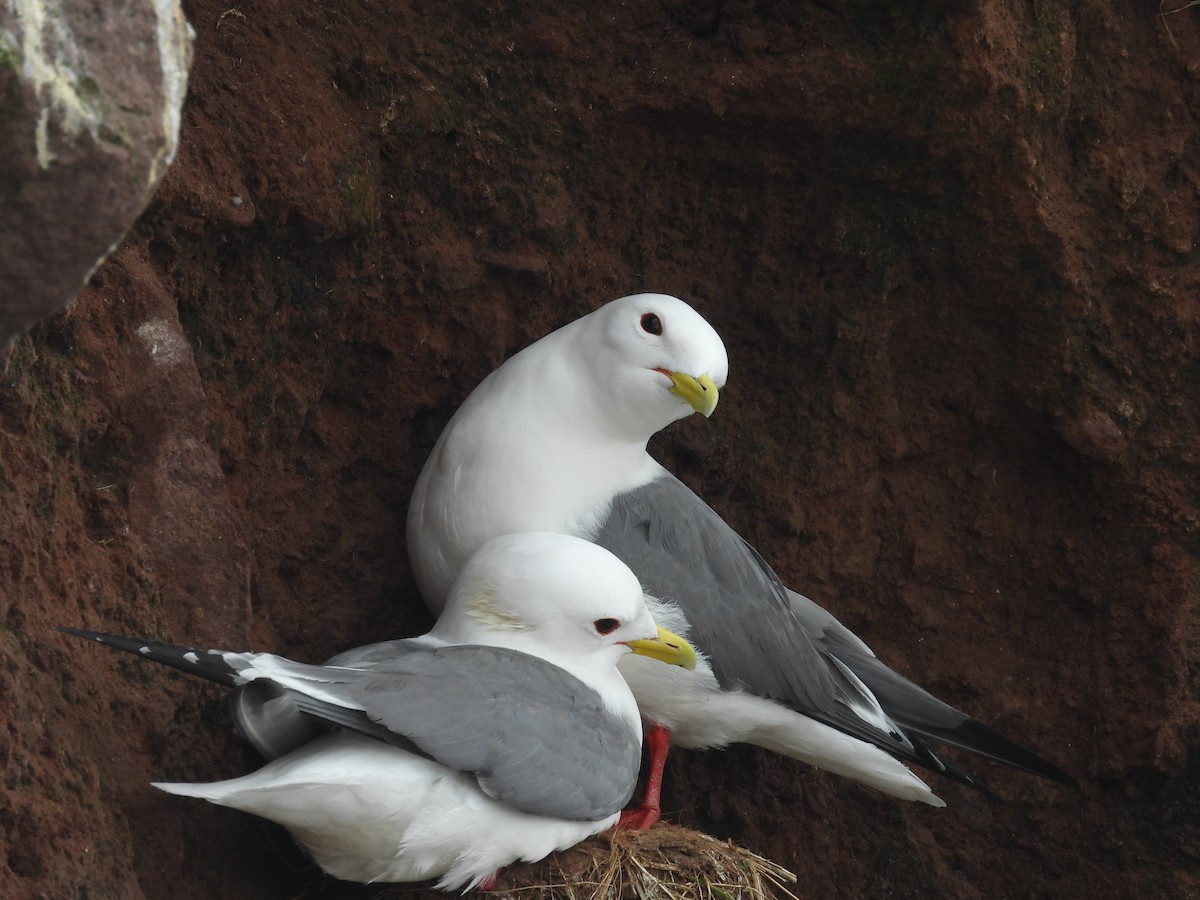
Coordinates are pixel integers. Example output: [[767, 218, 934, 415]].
[[378, 823, 798, 899]]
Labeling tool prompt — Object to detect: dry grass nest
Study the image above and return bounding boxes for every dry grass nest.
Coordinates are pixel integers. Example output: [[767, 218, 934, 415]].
[[379, 823, 798, 899]]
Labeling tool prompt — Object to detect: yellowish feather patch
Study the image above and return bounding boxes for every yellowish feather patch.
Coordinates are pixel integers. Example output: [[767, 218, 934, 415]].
[[465, 581, 533, 631]]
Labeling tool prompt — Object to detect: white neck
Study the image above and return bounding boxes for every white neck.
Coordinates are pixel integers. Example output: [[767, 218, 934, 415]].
[[408, 334, 664, 609]]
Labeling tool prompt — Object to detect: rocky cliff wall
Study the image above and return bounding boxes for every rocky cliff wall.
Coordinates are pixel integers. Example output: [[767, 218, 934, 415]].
[[1, 1, 1197, 897]]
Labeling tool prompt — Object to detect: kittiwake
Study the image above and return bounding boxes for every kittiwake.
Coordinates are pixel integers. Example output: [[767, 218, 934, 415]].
[[405, 293, 1077, 826], [62, 532, 698, 890]]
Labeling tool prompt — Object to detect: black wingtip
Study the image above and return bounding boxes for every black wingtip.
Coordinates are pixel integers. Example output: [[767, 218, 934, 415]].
[[908, 734, 999, 798], [910, 716, 1079, 788], [954, 718, 1079, 788], [59, 626, 163, 656], [59, 625, 243, 689]]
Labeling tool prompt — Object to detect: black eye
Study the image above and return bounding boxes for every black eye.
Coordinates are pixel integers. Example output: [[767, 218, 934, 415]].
[[593, 618, 620, 636], [640, 313, 663, 336]]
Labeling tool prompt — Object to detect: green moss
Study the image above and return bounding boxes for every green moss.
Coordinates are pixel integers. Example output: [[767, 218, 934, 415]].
[[0, 30, 20, 72], [75, 74, 100, 100], [97, 122, 131, 149]]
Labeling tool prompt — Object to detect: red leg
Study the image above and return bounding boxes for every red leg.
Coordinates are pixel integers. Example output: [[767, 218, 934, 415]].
[[617, 721, 671, 830], [478, 868, 504, 890]]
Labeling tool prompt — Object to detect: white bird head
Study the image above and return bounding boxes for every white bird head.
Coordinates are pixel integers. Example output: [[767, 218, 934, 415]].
[[549, 293, 729, 443], [405, 293, 730, 609], [430, 532, 696, 679]]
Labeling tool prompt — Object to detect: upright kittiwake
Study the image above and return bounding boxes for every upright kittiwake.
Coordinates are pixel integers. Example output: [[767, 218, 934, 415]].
[[62, 532, 698, 890], [406, 293, 1076, 826]]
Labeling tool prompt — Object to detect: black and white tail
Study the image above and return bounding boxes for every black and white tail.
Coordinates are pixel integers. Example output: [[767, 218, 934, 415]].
[[59, 627, 254, 687]]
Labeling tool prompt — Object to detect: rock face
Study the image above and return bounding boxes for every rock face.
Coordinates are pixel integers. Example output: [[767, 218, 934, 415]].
[[0, 0, 193, 346], [1, 1, 1198, 898]]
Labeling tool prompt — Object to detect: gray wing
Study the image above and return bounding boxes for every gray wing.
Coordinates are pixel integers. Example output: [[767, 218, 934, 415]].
[[323, 644, 643, 821], [221, 636, 438, 762], [62, 628, 642, 819], [325, 637, 429, 667], [586, 473, 1072, 788], [590, 474, 958, 774], [590, 475, 917, 745], [787, 589, 1077, 786]]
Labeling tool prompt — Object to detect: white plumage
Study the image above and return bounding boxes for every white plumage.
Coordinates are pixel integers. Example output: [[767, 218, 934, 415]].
[[70, 532, 697, 891], [407, 293, 1076, 815], [157, 731, 618, 889]]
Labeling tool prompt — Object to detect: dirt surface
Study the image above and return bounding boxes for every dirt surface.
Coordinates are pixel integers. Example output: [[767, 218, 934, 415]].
[[2, 1, 1198, 897]]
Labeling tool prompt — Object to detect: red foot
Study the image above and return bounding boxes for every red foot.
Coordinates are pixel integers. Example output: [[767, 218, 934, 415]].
[[478, 867, 505, 891], [617, 722, 671, 831], [618, 805, 661, 830]]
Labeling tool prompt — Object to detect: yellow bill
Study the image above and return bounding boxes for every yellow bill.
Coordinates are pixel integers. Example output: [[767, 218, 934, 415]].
[[666, 371, 720, 418], [626, 625, 698, 670]]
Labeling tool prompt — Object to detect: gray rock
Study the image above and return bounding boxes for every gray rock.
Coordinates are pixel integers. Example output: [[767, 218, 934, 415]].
[[0, 0, 193, 347]]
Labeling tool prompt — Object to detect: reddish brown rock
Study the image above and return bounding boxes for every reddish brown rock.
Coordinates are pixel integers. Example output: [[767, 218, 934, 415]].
[[1058, 401, 1129, 463], [1, 2, 1198, 898]]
